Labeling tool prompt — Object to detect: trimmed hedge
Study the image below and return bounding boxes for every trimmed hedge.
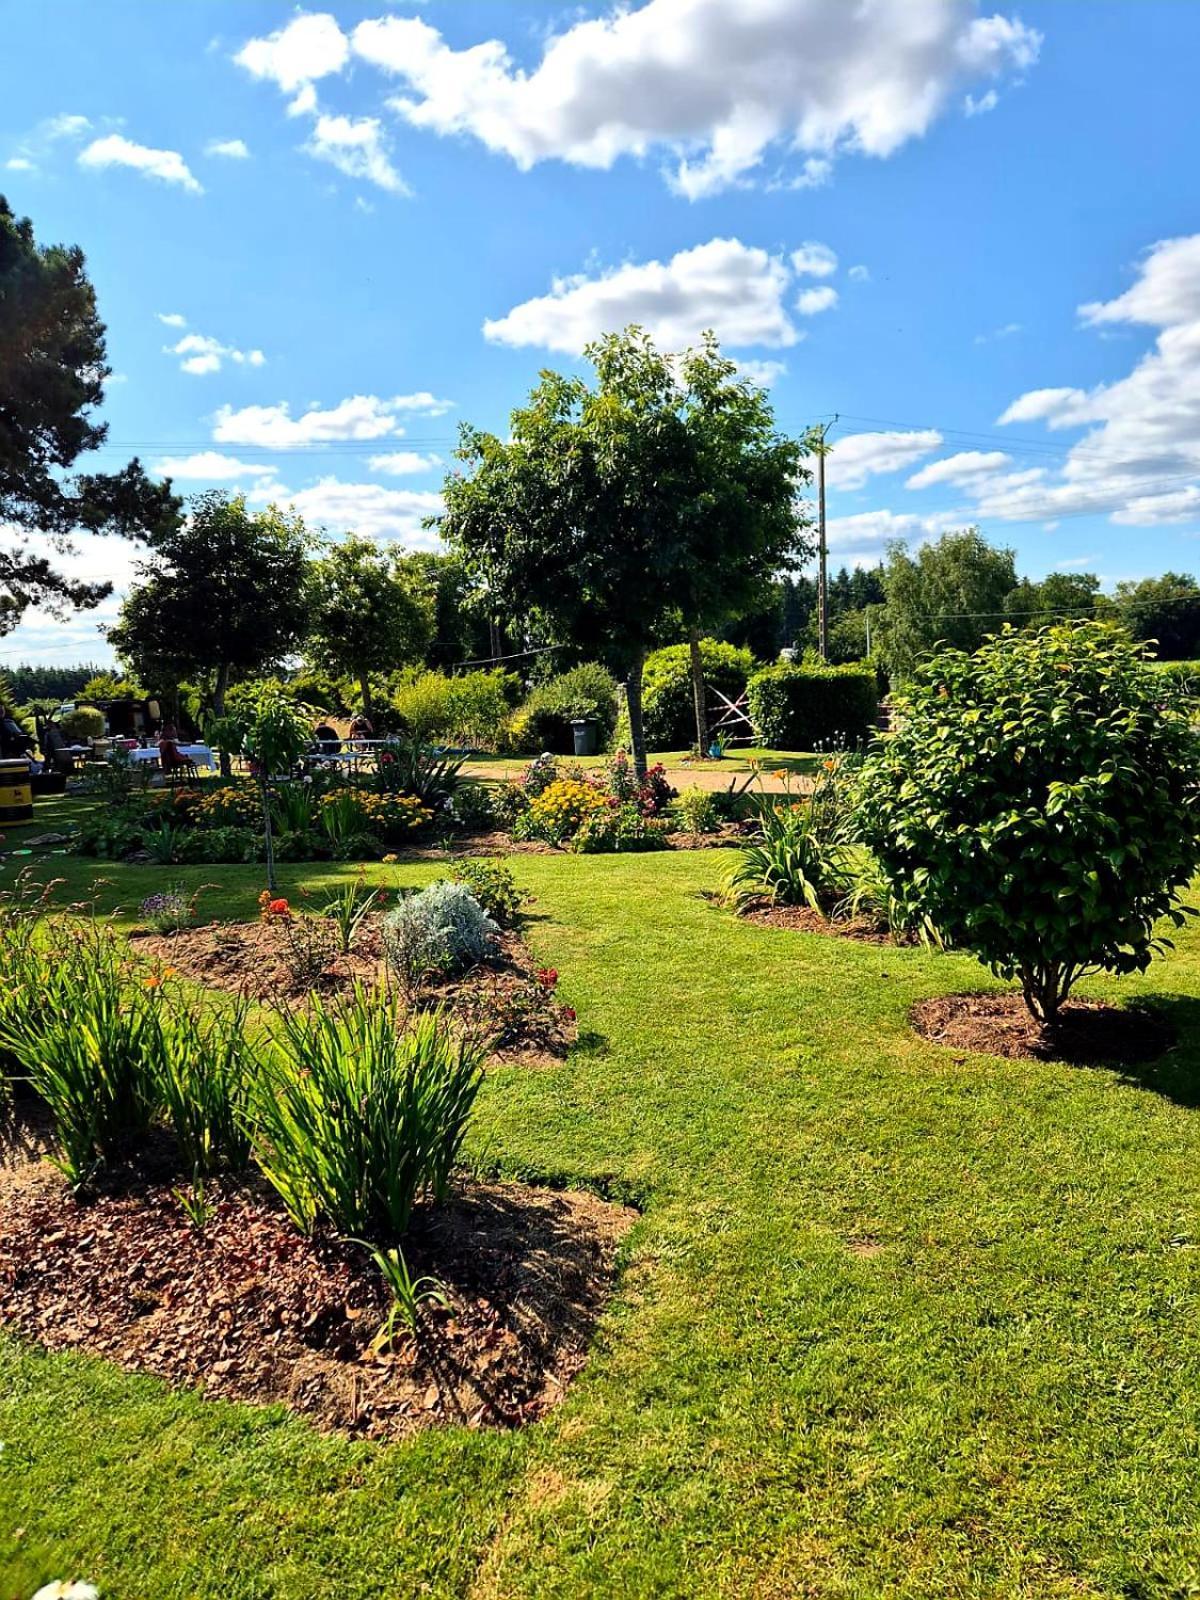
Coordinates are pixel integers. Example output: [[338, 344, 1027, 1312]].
[[517, 662, 620, 754], [747, 663, 878, 750]]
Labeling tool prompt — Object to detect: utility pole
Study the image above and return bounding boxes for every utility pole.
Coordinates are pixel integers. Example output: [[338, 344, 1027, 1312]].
[[814, 418, 837, 662]]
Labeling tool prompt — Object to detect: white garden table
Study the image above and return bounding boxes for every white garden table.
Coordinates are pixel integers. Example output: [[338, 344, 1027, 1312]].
[[128, 744, 217, 772]]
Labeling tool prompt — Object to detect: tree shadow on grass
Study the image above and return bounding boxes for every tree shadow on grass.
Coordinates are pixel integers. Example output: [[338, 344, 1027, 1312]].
[[1098, 994, 1200, 1107]]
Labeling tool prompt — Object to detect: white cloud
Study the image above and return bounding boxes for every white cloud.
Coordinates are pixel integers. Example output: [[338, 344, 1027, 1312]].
[[906, 449, 1012, 489], [346, 0, 1040, 197], [825, 508, 964, 563], [986, 234, 1200, 526], [974, 321, 1022, 344], [367, 451, 444, 475], [305, 114, 409, 195], [153, 452, 277, 481], [213, 392, 452, 447], [964, 89, 999, 116], [78, 134, 202, 193], [828, 430, 943, 491], [206, 137, 250, 159], [791, 242, 838, 278], [484, 237, 816, 355], [735, 359, 788, 387], [796, 285, 838, 315], [6, 112, 92, 173], [246, 477, 443, 549], [164, 330, 266, 376], [157, 311, 187, 329], [235, 13, 349, 96], [848, 264, 871, 283]]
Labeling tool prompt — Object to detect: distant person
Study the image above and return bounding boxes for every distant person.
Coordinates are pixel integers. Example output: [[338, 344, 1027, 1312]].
[[40, 720, 74, 775], [313, 720, 341, 753], [0, 708, 34, 761], [158, 721, 192, 776], [347, 712, 374, 745]]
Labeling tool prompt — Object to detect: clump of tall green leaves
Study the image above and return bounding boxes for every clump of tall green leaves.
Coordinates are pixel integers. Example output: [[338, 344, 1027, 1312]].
[[321, 867, 382, 954], [253, 987, 483, 1240], [857, 622, 1200, 1022], [155, 997, 254, 1176], [374, 740, 465, 808], [727, 762, 858, 912]]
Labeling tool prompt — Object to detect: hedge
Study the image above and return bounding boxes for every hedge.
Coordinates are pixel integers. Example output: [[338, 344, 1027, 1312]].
[[517, 662, 620, 754], [746, 663, 878, 750]]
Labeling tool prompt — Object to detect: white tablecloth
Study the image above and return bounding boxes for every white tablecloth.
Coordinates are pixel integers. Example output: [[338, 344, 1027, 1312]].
[[129, 744, 217, 772]]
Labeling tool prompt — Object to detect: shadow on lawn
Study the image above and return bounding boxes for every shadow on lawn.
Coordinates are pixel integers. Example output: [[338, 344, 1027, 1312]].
[[1100, 995, 1200, 1107]]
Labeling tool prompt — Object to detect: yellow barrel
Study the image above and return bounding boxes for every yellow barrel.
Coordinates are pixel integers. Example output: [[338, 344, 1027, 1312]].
[[0, 758, 33, 822]]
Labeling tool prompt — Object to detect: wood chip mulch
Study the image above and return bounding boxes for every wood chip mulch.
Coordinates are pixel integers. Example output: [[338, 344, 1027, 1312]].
[[737, 900, 900, 944], [911, 991, 1174, 1066], [0, 1163, 635, 1441]]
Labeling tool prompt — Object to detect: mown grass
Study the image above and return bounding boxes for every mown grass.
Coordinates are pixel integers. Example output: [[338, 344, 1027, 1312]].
[[4, 839, 1200, 1597]]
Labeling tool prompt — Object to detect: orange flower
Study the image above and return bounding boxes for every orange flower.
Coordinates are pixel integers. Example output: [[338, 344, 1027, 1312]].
[[143, 974, 162, 989]]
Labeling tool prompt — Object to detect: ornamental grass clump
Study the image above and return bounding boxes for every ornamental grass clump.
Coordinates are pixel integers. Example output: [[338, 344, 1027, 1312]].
[[154, 997, 254, 1176], [857, 622, 1200, 1023], [253, 986, 484, 1239]]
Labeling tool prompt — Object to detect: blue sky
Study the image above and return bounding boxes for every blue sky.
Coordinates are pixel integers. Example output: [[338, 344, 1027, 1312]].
[[4, 0, 1200, 665]]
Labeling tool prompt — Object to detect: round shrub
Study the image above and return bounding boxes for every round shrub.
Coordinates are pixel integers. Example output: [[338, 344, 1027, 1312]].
[[382, 880, 498, 982], [747, 663, 877, 751], [857, 623, 1200, 1022], [60, 705, 105, 744], [520, 662, 620, 755], [619, 640, 754, 751]]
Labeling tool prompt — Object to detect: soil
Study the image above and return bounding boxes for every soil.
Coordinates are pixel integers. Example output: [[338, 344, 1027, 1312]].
[[0, 1147, 636, 1442], [131, 920, 577, 1066], [911, 991, 1174, 1066], [737, 899, 900, 945]]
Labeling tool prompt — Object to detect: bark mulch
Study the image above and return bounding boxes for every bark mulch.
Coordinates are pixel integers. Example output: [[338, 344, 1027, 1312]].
[[738, 900, 899, 945], [911, 991, 1174, 1066], [0, 1162, 635, 1441], [131, 921, 577, 1065]]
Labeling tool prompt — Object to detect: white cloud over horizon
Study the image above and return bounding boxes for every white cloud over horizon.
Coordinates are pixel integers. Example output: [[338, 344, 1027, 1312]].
[[829, 430, 944, 491], [212, 392, 453, 446], [78, 133, 202, 193]]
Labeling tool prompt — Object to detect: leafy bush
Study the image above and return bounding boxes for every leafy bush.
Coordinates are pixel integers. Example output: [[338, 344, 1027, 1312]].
[[857, 623, 1200, 1021], [172, 825, 260, 864], [60, 705, 105, 744], [390, 669, 521, 748], [676, 787, 720, 834], [73, 817, 141, 859], [447, 858, 526, 927], [194, 783, 260, 828], [747, 663, 878, 751], [520, 662, 620, 754], [375, 741, 466, 807], [254, 991, 484, 1239], [574, 803, 671, 853], [619, 641, 754, 751], [382, 880, 499, 997]]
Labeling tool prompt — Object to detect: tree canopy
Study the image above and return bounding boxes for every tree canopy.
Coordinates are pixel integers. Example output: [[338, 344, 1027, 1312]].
[[875, 528, 1017, 676], [1113, 571, 1200, 660], [0, 196, 179, 632], [307, 537, 432, 717], [439, 326, 809, 772], [108, 491, 310, 717]]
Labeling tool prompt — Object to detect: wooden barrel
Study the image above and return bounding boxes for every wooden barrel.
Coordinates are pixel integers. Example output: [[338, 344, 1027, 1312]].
[[0, 758, 33, 822]]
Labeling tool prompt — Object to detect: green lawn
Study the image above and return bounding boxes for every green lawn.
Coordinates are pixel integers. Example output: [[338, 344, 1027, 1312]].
[[5, 843, 1200, 1596], [463, 747, 822, 783]]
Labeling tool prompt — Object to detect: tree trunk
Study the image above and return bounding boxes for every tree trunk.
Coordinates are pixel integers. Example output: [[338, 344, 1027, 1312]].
[[359, 673, 374, 721], [688, 629, 709, 755], [214, 660, 231, 778], [259, 774, 277, 894], [1021, 963, 1070, 1026], [626, 646, 648, 780]]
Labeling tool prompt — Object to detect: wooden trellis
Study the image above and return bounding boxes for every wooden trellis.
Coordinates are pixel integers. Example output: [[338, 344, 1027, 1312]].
[[708, 686, 758, 748]]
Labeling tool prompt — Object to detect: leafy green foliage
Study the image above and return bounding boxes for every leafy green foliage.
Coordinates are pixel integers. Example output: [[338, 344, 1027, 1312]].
[[675, 787, 720, 834], [519, 662, 620, 753], [155, 998, 253, 1176], [875, 528, 1018, 677], [746, 662, 877, 750], [726, 798, 852, 911], [389, 667, 519, 747], [59, 705, 104, 743], [374, 740, 465, 807], [624, 640, 754, 750], [858, 622, 1200, 1020], [320, 869, 382, 954], [0, 197, 180, 632], [355, 1240, 451, 1351], [306, 537, 432, 716], [1114, 571, 1200, 660], [253, 991, 484, 1240], [446, 857, 526, 927]]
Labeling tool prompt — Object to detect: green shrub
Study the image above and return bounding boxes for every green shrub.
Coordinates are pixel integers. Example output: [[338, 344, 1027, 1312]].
[[747, 663, 878, 750], [726, 797, 853, 912], [253, 990, 484, 1240], [675, 787, 720, 834], [446, 858, 526, 927], [573, 803, 671, 853], [857, 622, 1200, 1022], [60, 705, 105, 744], [375, 741, 465, 807], [618, 641, 754, 751], [382, 880, 499, 1001], [390, 669, 520, 748], [520, 662, 620, 754]]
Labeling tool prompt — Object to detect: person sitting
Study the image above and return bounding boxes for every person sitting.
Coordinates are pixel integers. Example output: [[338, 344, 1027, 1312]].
[[0, 708, 34, 761], [157, 722, 196, 780], [347, 712, 374, 747], [40, 720, 74, 775], [313, 720, 342, 754]]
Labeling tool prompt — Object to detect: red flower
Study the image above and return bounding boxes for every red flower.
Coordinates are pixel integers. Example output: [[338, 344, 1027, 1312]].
[[562, 1006, 576, 1022], [536, 967, 558, 989]]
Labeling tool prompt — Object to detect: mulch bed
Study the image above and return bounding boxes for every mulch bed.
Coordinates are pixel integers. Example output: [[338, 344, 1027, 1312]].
[[0, 1155, 635, 1441], [131, 920, 577, 1065], [737, 899, 900, 945], [911, 991, 1174, 1066]]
